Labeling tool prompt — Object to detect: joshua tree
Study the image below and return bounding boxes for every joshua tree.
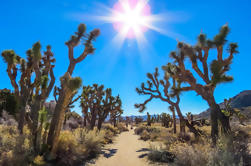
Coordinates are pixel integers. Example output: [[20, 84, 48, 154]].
[[28, 43, 55, 152], [161, 112, 172, 128], [1, 43, 55, 137], [80, 84, 122, 130], [109, 96, 123, 127], [163, 24, 238, 144], [47, 24, 100, 154], [146, 112, 151, 126], [221, 98, 246, 126], [97, 88, 111, 129], [2, 49, 34, 133], [80, 84, 103, 130], [135, 68, 200, 136]]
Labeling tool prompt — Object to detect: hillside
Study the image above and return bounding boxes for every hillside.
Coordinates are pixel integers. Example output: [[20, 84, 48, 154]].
[[196, 90, 251, 120]]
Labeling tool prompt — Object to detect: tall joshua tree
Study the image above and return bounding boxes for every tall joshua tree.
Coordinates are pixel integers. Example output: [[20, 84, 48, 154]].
[[135, 68, 200, 136], [47, 24, 100, 154], [27, 43, 56, 152], [163, 24, 238, 144], [1, 43, 55, 135], [2, 50, 32, 133], [96, 88, 116, 130], [109, 96, 123, 127]]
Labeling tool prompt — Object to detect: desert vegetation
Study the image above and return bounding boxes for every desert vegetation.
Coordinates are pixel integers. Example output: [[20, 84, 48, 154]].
[[0, 9, 250, 166], [134, 25, 251, 165], [0, 24, 129, 166]]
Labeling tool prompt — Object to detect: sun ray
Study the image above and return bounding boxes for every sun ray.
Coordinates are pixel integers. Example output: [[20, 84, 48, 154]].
[[69, 0, 188, 52]]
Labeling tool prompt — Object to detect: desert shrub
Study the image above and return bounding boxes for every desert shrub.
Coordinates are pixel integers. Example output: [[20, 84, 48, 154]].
[[209, 131, 250, 166], [81, 128, 104, 158], [134, 125, 160, 135], [135, 125, 163, 141], [148, 150, 175, 163], [103, 124, 119, 135], [169, 143, 210, 166], [33, 155, 46, 166], [56, 128, 105, 166], [167, 135, 248, 166], [0, 125, 33, 166], [140, 130, 151, 141], [117, 123, 129, 133], [178, 132, 192, 142], [134, 125, 147, 135], [103, 129, 115, 144], [207, 148, 244, 166]]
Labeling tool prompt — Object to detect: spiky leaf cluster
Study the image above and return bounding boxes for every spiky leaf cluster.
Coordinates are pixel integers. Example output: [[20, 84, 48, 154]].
[[1, 50, 21, 65], [66, 23, 100, 55], [67, 77, 82, 91], [163, 24, 238, 93]]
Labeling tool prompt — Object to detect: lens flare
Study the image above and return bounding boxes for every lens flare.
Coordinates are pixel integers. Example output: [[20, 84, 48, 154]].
[[112, 0, 151, 38]]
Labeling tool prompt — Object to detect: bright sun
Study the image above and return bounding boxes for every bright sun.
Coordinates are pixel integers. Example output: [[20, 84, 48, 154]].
[[112, 0, 151, 38]]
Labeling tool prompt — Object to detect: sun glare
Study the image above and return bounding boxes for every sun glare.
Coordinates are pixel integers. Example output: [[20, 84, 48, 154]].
[[112, 0, 151, 38]]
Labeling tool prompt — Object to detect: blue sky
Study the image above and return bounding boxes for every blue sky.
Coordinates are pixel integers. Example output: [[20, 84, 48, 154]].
[[0, 0, 251, 116]]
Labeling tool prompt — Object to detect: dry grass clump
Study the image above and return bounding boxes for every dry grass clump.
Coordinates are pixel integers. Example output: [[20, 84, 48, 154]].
[[134, 125, 162, 141], [0, 124, 119, 166], [102, 124, 120, 143], [33, 155, 46, 166], [0, 125, 33, 166], [103, 124, 120, 135], [169, 142, 210, 166], [140, 130, 151, 141], [145, 124, 251, 166], [56, 128, 105, 166], [117, 123, 129, 132]]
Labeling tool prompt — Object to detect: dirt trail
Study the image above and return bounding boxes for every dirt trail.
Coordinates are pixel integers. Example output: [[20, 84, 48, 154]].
[[87, 126, 155, 166]]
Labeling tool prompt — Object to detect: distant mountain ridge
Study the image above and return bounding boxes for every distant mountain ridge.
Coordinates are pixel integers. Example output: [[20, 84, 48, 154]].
[[196, 90, 251, 120]]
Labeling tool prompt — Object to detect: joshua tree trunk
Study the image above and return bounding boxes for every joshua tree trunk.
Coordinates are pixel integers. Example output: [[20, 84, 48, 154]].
[[97, 118, 104, 130], [172, 110, 176, 134], [207, 97, 231, 145], [113, 119, 117, 127], [90, 114, 96, 130], [47, 89, 72, 154], [18, 107, 26, 134], [18, 97, 27, 134], [31, 99, 42, 152], [83, 116, 87, 127]]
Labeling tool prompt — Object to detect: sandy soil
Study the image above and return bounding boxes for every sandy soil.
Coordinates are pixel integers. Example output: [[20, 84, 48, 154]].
[[87, 126, 156, 166]]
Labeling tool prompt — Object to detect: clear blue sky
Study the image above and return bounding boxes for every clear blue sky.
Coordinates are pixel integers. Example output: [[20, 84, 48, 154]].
[[0, 0, 250, 116]]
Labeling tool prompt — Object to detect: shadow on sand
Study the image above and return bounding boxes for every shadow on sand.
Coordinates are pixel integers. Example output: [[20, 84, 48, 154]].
[[101, 148, 118, 158], [136, 148, 150, 158]]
